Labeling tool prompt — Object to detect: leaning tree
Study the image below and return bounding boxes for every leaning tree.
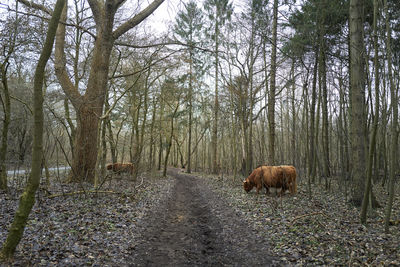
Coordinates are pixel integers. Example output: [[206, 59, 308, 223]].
[[52, 0, 165, 183]]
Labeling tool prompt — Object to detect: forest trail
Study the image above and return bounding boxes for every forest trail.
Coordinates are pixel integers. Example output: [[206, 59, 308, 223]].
[[130, 168, 279, 266]]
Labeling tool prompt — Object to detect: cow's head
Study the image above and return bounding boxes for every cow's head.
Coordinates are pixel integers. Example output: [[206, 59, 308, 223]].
[[243, 179, 252, 193], [106, 163, 113, 170]]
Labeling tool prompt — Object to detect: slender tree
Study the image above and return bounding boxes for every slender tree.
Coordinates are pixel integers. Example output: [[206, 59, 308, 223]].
[[162, 79, 183, 177], [349, 0, 366, 206], [267, 0, 278, 165], [361, 0, 380, 224], [0, 0, 65, 259], [383, 0, 398, 233], [0, 3, 19, 191], [204, 0, 233, 174], [173, 0, 204, 173]]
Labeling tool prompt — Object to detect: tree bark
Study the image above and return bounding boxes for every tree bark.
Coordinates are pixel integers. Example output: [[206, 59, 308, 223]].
[[291, 60, 296, 166], [0, 63, 11, 191], [163, 104, 180, 177], [148, 96, 157, 170], [319, 38, 331, 178], [0, 4, 18, 191], [309, 48, 319, 182], [361, 0, 380, 223], [268, 0, 278, 166], [131, 72, 150, 182], [187, 49, 193, 173], [104, 99, 117, 163], [383, 0, 398, 233], [63, 98, 75, 157], [349, 0, 367, 206], [212, 20, 219, 174]]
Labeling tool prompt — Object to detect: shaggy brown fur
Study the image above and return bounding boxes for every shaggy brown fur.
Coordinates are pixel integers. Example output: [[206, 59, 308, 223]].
[[106, 163, 134, 174], [243, 165, 297, 195], [279, 165, 297, 194]]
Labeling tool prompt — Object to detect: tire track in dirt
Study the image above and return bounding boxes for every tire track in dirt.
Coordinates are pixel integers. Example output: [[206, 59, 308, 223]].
[[131, 169, 278, 266]]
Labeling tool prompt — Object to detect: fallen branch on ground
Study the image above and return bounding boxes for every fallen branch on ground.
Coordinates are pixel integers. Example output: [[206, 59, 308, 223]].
[[48, 190, 121, 198], [341, 219, 400, 225], [135, 175, 145, 190]]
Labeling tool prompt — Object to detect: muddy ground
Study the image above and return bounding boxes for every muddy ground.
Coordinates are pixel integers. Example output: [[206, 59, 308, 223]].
[[130, 169, 280, 266]]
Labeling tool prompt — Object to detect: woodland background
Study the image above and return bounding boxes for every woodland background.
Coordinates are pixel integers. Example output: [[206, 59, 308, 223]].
[[0, 0, 399, 261]]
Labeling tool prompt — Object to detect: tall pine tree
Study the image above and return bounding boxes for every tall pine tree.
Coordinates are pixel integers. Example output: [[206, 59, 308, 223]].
[[173, 1, 205, 173], [204, 0, 233, 174]]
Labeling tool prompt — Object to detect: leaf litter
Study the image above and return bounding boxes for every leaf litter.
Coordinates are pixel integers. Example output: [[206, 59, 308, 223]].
[[1, 172, 174, 266], [194, 172, 400, 266], [1, 169, 399, 266]]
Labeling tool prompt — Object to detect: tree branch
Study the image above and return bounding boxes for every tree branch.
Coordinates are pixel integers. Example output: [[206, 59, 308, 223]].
[[113, 0, 165, 40], [87, 0, 103, 26], [54, 0, 82, 108], [17, 0, 52, 15]]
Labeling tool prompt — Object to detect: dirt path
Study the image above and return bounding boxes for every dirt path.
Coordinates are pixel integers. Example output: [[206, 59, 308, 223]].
[[131, 169, 279, 266]]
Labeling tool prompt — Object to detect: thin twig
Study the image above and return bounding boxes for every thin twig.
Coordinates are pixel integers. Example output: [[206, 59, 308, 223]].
[[135, 174, 145, 190]]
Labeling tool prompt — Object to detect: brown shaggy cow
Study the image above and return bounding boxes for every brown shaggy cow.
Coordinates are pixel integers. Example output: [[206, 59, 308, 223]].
[[243, 165, 297, 195], [106, 163, 134, 174], [280, 165, 297, 194]]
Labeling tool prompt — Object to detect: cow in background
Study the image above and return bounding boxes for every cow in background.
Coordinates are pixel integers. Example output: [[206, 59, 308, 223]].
[[243, 165, 297, 196], [106, 163, 134, 174]]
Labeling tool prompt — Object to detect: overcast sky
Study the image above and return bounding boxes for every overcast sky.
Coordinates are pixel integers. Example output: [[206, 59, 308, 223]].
[[142, 0, 246, 36]]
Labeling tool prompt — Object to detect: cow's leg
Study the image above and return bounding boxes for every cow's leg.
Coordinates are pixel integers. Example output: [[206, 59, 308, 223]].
[[264, 186, 270, 195], [278, 188, 284, 197], [256, 184, 262, 194], [279, 185, 288, 196]]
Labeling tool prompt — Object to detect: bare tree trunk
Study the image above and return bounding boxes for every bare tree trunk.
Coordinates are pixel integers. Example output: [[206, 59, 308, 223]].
[[0, 0, 64, 258], [227, 36, 238, 178], [54, 0, 165, 183], [291, 60, 296, 166], [268, 0, 278, 166], [148, 96, 157, 170], [131, 71, 150, 182], [320, 41, 331, 178], [0, 3, 18, 190], [309, 49, 319, 182], [100, 117, 107, 180], [187, 50, 193, 173], [158, 93, 165, 171], [247, 11, 256, 173], [93, 119, 103, 188], [0, 62, 11, 191], [349, 0, 367, 206], [63, 98, 75, 156], [104, 99, 117, 163], [163, 104, 180, 177], [212, 20, 219, 174], [262, 38, 269, 166], [195, 120, 199, 172], [384, 0, 398, 233], [361, 0, 380, 223]]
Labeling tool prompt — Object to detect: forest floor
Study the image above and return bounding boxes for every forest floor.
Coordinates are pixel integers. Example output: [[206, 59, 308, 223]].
[[0, 167, 399, 266], [196, 170, 400, 266]]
